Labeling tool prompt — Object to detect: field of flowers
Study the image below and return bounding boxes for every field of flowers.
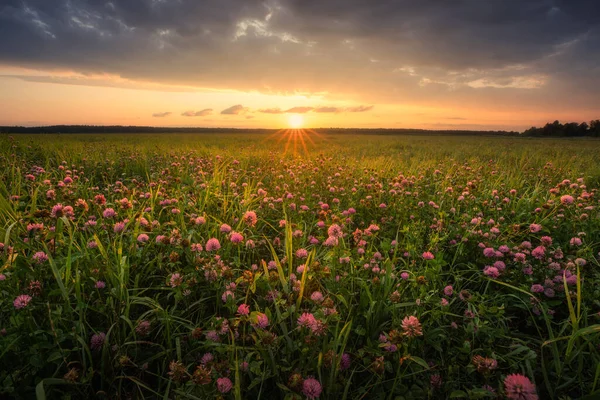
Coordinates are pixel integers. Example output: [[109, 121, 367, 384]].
[[0, 133, 599, 399]]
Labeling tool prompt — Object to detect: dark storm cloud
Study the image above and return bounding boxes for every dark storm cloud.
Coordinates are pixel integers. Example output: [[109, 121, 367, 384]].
[[152, 112, 171, 117], [221, 104, 248, 115], [0, 0, 598, 110], [182, 109, 213, 117]]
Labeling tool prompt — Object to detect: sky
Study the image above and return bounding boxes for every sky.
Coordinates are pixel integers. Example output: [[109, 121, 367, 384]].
[[0, 0, 598, 131]]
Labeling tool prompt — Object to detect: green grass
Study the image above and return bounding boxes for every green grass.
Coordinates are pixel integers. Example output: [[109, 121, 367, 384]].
[[0, 132, 599, 399]]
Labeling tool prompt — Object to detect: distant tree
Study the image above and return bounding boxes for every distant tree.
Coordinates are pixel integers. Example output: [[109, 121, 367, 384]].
[[590, 120, 600, 137], [522, 119, 598, 138]]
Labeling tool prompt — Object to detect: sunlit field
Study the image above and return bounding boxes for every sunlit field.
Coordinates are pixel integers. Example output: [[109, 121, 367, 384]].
[[1, 132, 599, 399]]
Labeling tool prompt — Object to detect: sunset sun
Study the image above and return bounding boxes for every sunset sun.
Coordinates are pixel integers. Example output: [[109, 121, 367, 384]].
[[288, 114, 304, 128]]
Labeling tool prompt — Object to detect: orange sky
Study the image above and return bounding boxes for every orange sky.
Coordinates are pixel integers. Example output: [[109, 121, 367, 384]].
[[0, 1, 598, 131]]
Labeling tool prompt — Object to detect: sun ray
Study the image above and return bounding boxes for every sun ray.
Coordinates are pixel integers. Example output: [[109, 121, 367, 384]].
[[298, 129, 309, 154], [302, 129, 317, 146]]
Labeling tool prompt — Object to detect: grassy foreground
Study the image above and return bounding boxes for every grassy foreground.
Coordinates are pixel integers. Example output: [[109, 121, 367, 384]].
[[0, 132, 599, 399]]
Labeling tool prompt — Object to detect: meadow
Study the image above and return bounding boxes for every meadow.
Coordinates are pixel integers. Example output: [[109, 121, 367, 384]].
[[0, 132, 599, 399]]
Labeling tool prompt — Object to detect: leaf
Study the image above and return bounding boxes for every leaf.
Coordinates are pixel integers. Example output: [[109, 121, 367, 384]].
[[36, 378, 71, 400], [449, 390, 467, 398], [407, 356, 429, 370], [46, 351, 63, 363]]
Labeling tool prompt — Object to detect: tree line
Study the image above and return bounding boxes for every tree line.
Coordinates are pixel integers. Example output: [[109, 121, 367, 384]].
[[523, 120, 600, 137], [1, 122, 598, 137]]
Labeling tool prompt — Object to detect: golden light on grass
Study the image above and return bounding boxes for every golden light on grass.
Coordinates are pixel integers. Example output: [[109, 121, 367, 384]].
[[263, 127, 327, 156], [288, 114, 304, 128]]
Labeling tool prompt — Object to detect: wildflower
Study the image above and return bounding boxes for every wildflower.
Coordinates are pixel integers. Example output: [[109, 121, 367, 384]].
[[113, 222, 126, 233], [499, 245, 510, 253], [14, 294, 32, 309], [530, 284, 544, 293], [95, 280, 106, 289], [328, 224, 343, 238], [192, 365, 211, 385], [493, 260, 506, 271], [32, 251, 49, 264], [103, 208, 116, 219], [222, 290, 234, 302], [136, 320, 151, 336], [483, 248, 496, 257], [298, 312, 317, 328], [170, 273, 183, 288], [240, 361, 249, 372], [200, 353, 214, 365], [570, 237, 582, 246], [323, 236, 339, 247], [504, 374, 538, 400], [205, 330, 220, 342], [514, 253, 527, 263], [90, 332, 106, 350], [302, 377, 322, 400], [340, 353, 351, 370], [401, 315, 423, 337], [94, 194, 106, 205], [216, 377, 233, 393], [230, 232, 244, 243], [167, 360, 187, 383], [243, 211, 257, 226], [27, 223, 44, 232], [28, 280, 42, 296], [296, 248, 308, 258], [206, 238, 221, 251], [430, 374, 442, 389], [560, 195, 574, 205], [422, 251, 435, 260], [444, 285, 453, 296], [472, 355, 498, 373], [483, 266, 500, 278], [288, 373, 303, 390], [310, 291, 324, 303], [529, 224, 542, 233], [137, 233, 149, 243], [220, 224, 231, 233], [237, 303, 250, 316], [255, 313, 269, 328]]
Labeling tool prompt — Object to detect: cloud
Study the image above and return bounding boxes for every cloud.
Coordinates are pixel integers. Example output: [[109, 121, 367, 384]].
[[258, 108, 284, 114], [313, 106, 341, 113], [181, 108, 213, 117], [152, 112, 172, 117], [220, 104, 249, 115], [284, 106, 313, 113], [0, 0, 598, 114], [346, 105, 374, 112]]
